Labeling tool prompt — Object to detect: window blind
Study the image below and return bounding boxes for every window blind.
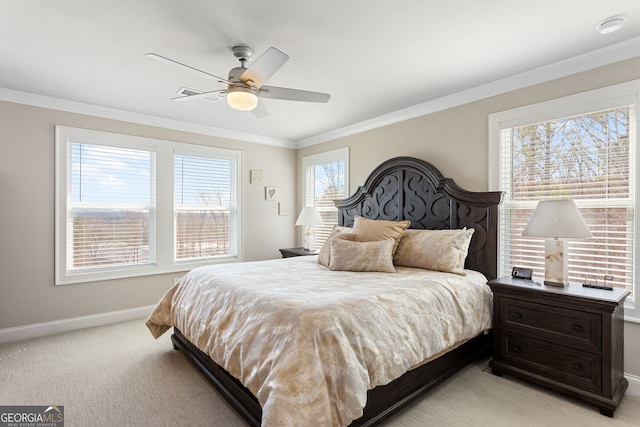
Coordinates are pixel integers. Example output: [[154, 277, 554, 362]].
[[57, 126, 243, 284], [304, 159, 346, 250], [499, 106, 635, 295], [174, 153, 235, 261], [69, 142, 155, 271]]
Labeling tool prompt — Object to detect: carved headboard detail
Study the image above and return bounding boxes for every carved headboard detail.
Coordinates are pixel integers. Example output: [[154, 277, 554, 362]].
[[336, 156, 503, 279]]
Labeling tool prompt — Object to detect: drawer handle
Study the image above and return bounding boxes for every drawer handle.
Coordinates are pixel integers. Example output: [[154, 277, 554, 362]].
[[571, 363, 583, 372], [511, 312, 522, 320], [511, 345, 522, 353], [571, 324, 584, 333]]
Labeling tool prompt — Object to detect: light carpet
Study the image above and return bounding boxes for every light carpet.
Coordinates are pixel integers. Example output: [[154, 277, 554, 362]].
[[0, 319, 638, 426]]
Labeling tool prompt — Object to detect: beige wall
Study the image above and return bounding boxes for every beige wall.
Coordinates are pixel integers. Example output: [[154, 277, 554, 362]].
[[0, 101, 297, 329], [297, 57, 640, 377]]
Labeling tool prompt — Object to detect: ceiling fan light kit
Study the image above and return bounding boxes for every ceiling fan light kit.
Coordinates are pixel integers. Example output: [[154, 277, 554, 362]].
[[147, 45, 330, 117], [227, 86, 259, 111]]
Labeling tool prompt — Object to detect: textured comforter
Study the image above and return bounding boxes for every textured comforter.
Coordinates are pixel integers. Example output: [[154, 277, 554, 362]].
[[146, 256, 492, 426]]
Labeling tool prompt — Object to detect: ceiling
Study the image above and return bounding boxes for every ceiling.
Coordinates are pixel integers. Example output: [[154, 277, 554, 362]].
[[1, 1, 640, 146]]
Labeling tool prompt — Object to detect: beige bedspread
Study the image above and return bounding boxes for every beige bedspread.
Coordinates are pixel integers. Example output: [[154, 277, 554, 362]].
[[146, 256, 492, 426]]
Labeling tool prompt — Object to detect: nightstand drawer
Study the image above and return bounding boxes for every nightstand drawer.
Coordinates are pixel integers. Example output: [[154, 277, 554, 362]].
[[501, 333, 602, 393], [499, 297, 601, 353]]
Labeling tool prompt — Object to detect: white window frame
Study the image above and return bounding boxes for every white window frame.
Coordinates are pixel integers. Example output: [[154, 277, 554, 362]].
[[489, 80, 640, 322], [55, 126, 243, 285], [300, 147, 349, 249], [173, 148, 240, 264]]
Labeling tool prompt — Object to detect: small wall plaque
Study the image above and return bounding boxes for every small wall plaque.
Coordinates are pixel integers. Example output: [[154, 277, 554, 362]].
[[265, 186, 277, 200], [278, 202, 290, 216], [250, 169, 263, 185]]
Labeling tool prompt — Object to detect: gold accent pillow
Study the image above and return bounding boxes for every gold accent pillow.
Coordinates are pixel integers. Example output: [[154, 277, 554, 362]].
[[329, 238, 396, 272], [317, 228, 358, 267], [393, 228, 475, 275], [352, 216, 410, 254]]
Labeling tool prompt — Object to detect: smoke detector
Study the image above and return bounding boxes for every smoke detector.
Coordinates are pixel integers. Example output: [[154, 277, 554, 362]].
[[596, 15, 626, 35]]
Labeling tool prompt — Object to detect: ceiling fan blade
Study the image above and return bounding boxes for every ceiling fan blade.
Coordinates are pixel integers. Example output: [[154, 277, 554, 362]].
[[240, 47, 289, 88], [170, 90, 225, 102], [145, 53, 232, 85], [251, 98, 269, 118], [259, 86, 330, 103]]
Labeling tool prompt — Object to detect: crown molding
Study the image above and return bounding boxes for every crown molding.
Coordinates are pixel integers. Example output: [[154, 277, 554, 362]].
[[0, 87, 296, 149], [297, 36, 640, 148]]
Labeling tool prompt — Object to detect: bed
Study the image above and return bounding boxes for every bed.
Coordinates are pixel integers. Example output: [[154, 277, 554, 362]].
[[147, 156, 502, 426]]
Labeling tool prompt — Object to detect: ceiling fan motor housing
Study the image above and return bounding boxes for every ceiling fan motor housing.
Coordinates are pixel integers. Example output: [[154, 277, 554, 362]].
[[228, 67, 252, 86]]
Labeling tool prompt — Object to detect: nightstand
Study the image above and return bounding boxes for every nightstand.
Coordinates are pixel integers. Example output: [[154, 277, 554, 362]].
[[279, 247, 319, 258], [487, 276, 629, 417]]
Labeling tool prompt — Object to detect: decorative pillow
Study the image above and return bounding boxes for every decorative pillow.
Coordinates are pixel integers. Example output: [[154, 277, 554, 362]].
[[317, 228, 358, 267], [329, 238, 396, 273], [351, 215, 410, 254], [393, 228, 475, 275]]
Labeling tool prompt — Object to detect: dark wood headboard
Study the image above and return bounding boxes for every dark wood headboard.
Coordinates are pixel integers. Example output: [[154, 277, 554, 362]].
[[336, 156, 503, 280]]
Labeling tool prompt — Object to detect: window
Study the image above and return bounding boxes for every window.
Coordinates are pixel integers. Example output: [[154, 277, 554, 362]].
[[174, 152, 237, 262], [301, 148, 349, 250], [489, 81, 639, 320], [55, 126, 242, 284], [67, 143, 156, 270]]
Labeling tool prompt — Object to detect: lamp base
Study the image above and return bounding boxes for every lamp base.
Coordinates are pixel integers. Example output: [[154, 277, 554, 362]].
[[302, 226, 316, 251], [544, 239, 569, 288], [543, 280, 568, 287]]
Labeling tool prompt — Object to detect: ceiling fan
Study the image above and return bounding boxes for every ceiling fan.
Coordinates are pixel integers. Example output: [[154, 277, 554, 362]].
[[146, 46, 330, 118]]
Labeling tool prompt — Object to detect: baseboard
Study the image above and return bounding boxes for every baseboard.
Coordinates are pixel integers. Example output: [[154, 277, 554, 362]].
[[626, 373, 640, 397], [0, 305, 155, 344]]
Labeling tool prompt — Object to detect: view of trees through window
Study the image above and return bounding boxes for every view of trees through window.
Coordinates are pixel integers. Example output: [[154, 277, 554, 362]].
[[174, 154, 233, 261], [72, 209, 151, 268], [501, 105, 634, 295], [307, 159, 346, 250]]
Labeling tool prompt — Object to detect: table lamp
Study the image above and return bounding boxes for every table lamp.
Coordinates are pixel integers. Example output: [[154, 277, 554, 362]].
[[295, 207, 324, 251], [522, 199, 592, 287]]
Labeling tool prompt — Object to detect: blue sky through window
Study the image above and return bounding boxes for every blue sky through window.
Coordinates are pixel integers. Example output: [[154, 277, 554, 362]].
[[70, 142, 152, 205], [313, 160, 344, 196]]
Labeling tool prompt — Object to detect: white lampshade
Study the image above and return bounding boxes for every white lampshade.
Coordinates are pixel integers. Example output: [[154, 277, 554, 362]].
[[522, 199, 592, 287], [296, 207, 323, 251], [522, 199, 592, 239], [226, 86, 258, 111], [295, 207, 324, 226]]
